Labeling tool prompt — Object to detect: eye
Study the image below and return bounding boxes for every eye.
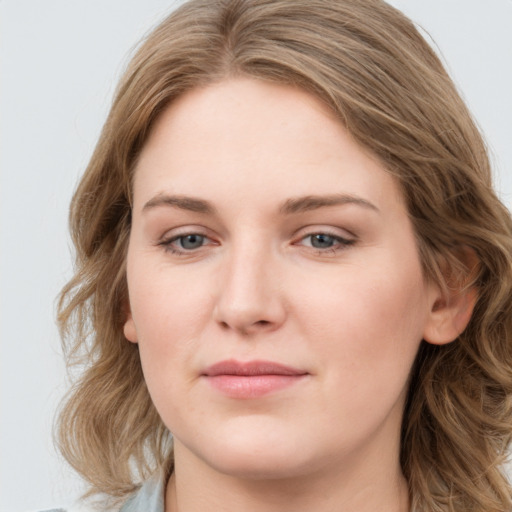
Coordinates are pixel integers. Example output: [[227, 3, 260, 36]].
[[160, 233, 213, 255], [176, 234, 206, 250], [299, 232, 355, 253], [308, 233, 338, 249]]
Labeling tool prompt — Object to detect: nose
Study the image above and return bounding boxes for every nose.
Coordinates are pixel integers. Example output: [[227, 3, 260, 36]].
[[213, 239, 286, 336]]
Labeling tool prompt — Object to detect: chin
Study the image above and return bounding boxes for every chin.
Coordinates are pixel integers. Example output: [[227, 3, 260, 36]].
[[204, 446, 314, 481], [177, 420, 318, 481]]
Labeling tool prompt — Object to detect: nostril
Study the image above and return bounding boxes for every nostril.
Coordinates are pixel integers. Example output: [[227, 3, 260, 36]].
[[217, 318, 273, 334]]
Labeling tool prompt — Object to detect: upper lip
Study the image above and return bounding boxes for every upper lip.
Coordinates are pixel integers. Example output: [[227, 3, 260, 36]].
[[203, 359, 307, 377]]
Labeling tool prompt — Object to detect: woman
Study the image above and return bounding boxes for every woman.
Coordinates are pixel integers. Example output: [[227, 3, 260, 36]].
[[55, 0, 512, 511]]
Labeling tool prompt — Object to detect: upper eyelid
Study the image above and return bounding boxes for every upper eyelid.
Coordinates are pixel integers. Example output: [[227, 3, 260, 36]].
[[155, 224, 357, 243], [159, 225, 212, 239], [293, 224, 357, 240]]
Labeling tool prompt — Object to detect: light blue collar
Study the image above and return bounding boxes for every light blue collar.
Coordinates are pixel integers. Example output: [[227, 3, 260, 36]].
[[120, 471, 165, 512]]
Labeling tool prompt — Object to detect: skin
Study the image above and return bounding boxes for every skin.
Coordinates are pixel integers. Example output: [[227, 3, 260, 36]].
[[124, 78, 472, 512]]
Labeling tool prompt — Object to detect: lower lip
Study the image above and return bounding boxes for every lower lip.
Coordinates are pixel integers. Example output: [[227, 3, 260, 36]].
[[204, 374, 306, 399]]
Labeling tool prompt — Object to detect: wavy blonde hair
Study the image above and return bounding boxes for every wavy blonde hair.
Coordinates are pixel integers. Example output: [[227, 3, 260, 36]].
[[57, 0, 512, 510]]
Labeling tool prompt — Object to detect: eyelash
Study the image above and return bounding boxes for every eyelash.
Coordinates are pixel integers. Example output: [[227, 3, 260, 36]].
[[158, 230, 355, 256], [159, 233, 213, 255], [299, 232, 355, 254]]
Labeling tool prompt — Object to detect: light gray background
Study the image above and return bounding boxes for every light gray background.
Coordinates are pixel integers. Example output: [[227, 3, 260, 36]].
[[1, 1, 511, 511]]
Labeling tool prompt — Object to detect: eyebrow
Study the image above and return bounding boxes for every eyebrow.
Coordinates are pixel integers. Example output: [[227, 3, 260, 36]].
[[142, 193, 379, 215], [279, 194, 379, 215], [143, 194, 217, 215]]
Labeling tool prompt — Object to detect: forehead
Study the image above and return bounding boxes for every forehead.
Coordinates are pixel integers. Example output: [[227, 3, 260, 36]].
[[133, 77, 404, 214]]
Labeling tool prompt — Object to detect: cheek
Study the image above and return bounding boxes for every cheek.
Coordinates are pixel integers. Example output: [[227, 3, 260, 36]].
[[130, 275, 210, 425], [289, 265, 428, 450], [126, 257, 215, 383], [293, 257, 429, 381], [129, 255, 212, 332]]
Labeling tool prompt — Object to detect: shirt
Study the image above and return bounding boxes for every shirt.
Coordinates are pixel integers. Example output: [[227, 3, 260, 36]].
[[120, 471, 165, 512], [38, 471, 165, 512]]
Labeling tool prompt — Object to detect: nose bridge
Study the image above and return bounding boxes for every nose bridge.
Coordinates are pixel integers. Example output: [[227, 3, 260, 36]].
[[214, 232, 284, 333]]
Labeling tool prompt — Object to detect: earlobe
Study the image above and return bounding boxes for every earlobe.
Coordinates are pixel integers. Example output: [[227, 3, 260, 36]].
[[123, 312, 138, 343], [423, 248, 479, 345]]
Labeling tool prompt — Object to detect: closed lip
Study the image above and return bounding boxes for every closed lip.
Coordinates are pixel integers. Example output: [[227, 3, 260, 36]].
[[202, 359, 308, 377]]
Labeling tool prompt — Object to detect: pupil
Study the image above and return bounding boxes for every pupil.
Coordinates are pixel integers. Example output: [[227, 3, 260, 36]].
[[181, 234, 203, 249], [311, 234, 334, 248]]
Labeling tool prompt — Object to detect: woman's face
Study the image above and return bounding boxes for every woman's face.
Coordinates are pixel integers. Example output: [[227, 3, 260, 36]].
[[124, 78, 441, 480]]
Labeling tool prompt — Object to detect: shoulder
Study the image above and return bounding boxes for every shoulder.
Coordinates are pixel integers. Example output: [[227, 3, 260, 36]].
[[34, 507, 98, 512], [34, 471, 165, 512], [119, 471, 165, 512], [34, 504, 115, 512]]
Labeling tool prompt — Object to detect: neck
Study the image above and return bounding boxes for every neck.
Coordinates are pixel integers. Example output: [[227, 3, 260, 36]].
[[165, 443, 409, 512]]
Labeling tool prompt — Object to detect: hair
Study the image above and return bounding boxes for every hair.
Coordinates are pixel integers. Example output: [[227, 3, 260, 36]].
[[56, 0, 512, 510]]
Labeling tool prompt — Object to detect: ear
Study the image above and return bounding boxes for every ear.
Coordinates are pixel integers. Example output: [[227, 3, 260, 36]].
[[123, 304, 138, 344], [423, 248, 479, 345]]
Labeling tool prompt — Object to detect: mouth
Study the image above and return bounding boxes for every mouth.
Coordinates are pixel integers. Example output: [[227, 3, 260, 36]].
[[202, 359, 309, 399]]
